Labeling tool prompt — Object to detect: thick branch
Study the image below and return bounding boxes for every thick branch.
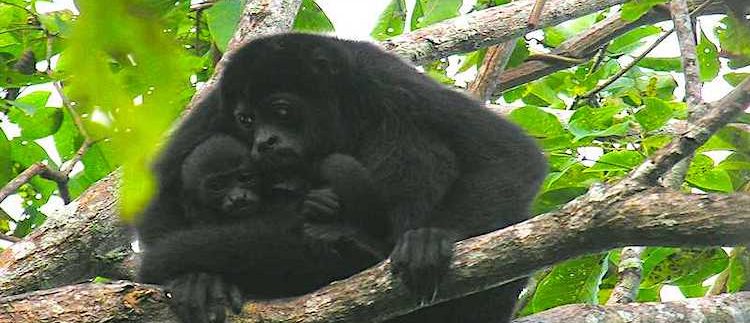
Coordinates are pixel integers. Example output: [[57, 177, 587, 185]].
[[514, 292, 750, 323], [381, 0, 628, 65], [467, 39, 518, 101], [1, 190, 748, 322]]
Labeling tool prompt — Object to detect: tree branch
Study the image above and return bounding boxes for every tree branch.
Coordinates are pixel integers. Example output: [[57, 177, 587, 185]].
[[381, 0, 629, 65], [514, 292, 750, 323], [1, 189, 748, 322], [467, 39, 518, 101]]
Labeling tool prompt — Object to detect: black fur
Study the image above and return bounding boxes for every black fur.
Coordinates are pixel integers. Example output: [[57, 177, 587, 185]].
[[217, 33, 547, 322], [137, 134, 388, 323]]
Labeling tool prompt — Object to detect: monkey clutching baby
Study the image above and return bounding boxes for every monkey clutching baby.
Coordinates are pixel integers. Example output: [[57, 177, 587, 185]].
[[138, 133, 389, 322], [137, 33, 546, 323]]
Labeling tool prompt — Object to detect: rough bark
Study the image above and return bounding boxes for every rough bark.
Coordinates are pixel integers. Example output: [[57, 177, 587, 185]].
[[514, 292, 750, 323], [0, 173, 130, 296], [0, 281, 174, 323], [467, 39, 518, 101], [1, 189, 749, 323]]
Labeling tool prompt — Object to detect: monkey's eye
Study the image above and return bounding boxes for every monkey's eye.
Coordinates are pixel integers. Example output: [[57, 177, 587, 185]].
[[236, 113, 253, 126]]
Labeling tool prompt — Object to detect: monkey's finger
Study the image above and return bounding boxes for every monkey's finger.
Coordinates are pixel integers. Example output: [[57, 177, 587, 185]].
[[228, 284, 244, 313], [208, 276, 229, 323], [190, 273, 211, 323]]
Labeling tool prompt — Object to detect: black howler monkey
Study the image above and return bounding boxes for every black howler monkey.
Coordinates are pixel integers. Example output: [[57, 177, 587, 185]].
[[216, 33, 547, 323]]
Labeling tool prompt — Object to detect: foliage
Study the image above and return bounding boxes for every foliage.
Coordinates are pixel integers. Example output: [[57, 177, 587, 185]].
[[0, 0, 748, 317]]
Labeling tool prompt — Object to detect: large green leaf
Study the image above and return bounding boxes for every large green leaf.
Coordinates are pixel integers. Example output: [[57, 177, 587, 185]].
[[508, 106, 565, 138], [293, 0, 334, 33], [543, 14, 600, 48], [696, 29, 720, 82], [635, 97, 673, 132], [724, 73, 750, 87], [716, 16, 750, 59], [727, 247, 748, 293], [608, 25, 661, 55], [700, 126, 750, 154], [584, 150, 644, 173], [410, 0, 461, 30], [568, 104, 628, 141], [637, 57, 682, 72], [686, 154, 734, 192], [371, 0, 407, 40], [205, 0, 247, 52], [520, 254, 607, 315], [0, 130, 10, 185], [621, 0, 668, 22]]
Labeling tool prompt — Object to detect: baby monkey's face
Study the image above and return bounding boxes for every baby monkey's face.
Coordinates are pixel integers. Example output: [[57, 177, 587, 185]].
[[199, 164, 261, 218]]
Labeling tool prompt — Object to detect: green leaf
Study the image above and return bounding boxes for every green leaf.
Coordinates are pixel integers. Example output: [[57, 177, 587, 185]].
[[543, 14, 599, 48], [9, 107, 63, 140], [608, 25, 662, 55], [621, 0, 668, 22], [568, 105, 628, 140], [532, 187, 588, 214], [410, 0, 461, 30], [637, 57, 682, 72], [715, 16, 750, 60], [723, 73, 750, 87], [700, 126, 750, 154], [641, 248, 728, 291], [635, 97, 673, 132], [508, 106, 566, 138], [686, 154, 734, 192], [641, 134, 672, 155], [545, 163, 602, 191], [12, 207, 47, 238], [584, 151, 644, 172], [520, 254, 607, 315], [371, 0, 407, 40], [727, 247, 748, 293], [696, 29, 720, 82], [7, 91, 51, 115], [205, 0, 247, 52], [53, 109, 84, 160], [0, 130, 10, 185], [293, 0, 334, 33]]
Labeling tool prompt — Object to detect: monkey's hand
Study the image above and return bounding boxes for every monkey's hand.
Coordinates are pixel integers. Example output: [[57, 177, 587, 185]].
[[166, 273, 243, 323], [301, 187, 340, 222], [390, 228, 454, 302]]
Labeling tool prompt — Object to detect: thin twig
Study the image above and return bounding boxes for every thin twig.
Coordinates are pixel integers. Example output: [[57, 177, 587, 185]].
[[527, 0, 548, 29], [0, 26, 42, 35], [0, 163, 48, 203], [526, 53, 588, 65], [0, 232, 21, 243]]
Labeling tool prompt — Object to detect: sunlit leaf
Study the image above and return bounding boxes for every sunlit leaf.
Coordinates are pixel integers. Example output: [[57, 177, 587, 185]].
[[410, 0, 461, 30], [509, 106, 566, 138], [293, 0, 335, 33], [635, 97, 673, 132], [205, 0, 247, 52], [696, 29, 720, 82], [584, 151, 644, 173], [621, 0, 668, 22], [608, 25, 661, 55], [371, 0, 406, 40], [637, 57, 682, 72], [686, 154, 734, 192]]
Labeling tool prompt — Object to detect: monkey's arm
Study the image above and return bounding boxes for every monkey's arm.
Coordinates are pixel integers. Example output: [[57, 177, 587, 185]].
[[137, 217, 309, 285]]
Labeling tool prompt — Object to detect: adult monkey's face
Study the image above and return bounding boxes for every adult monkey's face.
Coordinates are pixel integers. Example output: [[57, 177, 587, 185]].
[[231, 92, 307, 167], [218, 33, 357, 169]]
